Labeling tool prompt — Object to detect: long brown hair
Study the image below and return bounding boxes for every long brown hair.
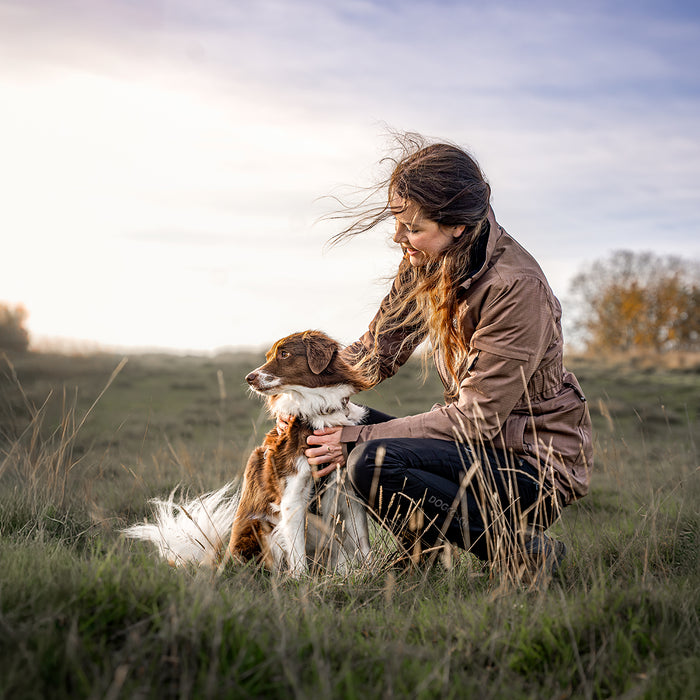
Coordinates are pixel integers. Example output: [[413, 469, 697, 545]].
[[329, 133, 491, 390]]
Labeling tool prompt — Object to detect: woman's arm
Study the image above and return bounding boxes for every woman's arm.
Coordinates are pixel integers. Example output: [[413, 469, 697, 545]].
[[340, 275, 557, 446]]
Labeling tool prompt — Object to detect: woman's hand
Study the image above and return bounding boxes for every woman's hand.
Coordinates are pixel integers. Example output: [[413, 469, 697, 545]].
[[305, 427, 344, 478]]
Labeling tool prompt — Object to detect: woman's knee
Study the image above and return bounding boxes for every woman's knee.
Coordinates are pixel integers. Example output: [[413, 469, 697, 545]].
[[346, 440, 386, 500]]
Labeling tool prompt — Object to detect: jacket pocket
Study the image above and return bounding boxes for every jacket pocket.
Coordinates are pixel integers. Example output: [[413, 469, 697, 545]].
[[525, 386, 589, 468], [503, 412, 529, 454]]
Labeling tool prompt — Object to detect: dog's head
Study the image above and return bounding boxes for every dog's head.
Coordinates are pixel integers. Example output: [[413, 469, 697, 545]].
[[245, 330, 369, 396]]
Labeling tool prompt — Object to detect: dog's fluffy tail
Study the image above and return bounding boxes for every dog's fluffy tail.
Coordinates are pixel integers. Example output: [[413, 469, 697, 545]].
[[122, 483, 240, 567]]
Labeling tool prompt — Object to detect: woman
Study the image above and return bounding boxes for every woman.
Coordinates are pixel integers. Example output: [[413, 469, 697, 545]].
[[305, 135, 593, 575]]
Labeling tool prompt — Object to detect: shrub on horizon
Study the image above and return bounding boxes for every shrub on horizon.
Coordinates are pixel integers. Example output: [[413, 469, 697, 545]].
[[0, 302, 30, 353]]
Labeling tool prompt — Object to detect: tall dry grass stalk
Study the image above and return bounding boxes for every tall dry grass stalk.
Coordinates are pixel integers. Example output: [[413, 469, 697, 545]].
[[0, 354, 127, 510]]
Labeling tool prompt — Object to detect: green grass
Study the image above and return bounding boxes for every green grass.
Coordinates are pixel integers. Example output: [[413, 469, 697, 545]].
[[0, 350, 698, 698]]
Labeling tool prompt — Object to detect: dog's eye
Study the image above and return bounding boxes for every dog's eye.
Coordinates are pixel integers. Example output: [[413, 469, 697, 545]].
[[279, 350, 290, 359]]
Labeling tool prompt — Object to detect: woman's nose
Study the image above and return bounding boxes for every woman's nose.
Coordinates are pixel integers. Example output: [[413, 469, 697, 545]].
[[393, 224, 406, 244]]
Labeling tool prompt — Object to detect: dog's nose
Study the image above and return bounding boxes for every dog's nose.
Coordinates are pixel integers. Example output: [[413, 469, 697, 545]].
[[245, 371, 258, 385]]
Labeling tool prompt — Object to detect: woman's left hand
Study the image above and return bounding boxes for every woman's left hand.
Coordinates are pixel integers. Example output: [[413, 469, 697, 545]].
[[306, 427, 344, 478]]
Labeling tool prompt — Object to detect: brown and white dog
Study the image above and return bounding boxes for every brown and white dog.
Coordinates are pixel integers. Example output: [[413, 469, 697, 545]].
[[124, 330, 372, 576]]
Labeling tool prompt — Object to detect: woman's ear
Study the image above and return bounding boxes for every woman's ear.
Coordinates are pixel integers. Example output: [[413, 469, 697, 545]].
[[451, 224, 466, 239]]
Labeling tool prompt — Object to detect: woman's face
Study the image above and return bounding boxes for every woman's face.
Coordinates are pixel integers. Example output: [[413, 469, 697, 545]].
[[390, 196, 465, 266]]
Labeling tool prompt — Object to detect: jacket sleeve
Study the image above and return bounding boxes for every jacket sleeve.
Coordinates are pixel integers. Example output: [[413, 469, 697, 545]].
[[341, 275, 558, 445], [340, 281, 426, 386]]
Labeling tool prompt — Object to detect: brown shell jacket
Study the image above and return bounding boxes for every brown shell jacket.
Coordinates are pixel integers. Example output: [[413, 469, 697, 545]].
[[340, 208, 593, 506]]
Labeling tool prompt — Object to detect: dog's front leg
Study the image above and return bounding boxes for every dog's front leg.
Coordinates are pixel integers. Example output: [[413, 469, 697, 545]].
[[278, 457, 313, 576], [321, 473, 372, 571], [346, 495, 372, 559]]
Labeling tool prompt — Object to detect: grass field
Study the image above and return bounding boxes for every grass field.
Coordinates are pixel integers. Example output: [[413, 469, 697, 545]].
[[0, 349, 698, 699]]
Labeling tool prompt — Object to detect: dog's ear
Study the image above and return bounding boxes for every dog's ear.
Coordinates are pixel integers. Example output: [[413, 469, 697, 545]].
[[306, 336, 336, 374]]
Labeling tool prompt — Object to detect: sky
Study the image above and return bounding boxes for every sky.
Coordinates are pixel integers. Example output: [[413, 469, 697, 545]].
[[1, 0, 699, 354]]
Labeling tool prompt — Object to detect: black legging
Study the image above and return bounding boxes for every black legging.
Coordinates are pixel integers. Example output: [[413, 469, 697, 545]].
[[346, 408, 561, 561]]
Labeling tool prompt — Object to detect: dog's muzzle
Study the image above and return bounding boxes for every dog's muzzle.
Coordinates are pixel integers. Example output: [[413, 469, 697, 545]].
[[246, 370, 281, 392]]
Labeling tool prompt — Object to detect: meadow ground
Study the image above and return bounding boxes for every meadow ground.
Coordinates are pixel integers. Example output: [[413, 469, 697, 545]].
[[0, 350, 698, 699]]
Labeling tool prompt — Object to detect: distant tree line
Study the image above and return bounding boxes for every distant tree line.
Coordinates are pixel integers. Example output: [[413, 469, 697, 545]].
[[0, 303, 29, 353], [2, 250, 699, 357], [570, 250, 700, 354]]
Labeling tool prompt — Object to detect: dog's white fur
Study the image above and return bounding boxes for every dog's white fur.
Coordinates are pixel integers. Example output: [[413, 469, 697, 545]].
[[123, 482, 240, 567], [272, 384, 368, 429], [277, 456, 314, 574]]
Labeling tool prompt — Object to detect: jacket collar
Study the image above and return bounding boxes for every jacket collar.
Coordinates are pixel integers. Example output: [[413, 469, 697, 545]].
[[460, 206, 501, 291]]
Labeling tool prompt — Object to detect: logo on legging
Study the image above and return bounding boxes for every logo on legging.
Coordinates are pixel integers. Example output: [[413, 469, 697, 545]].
[[427, 494, 466, 528]]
